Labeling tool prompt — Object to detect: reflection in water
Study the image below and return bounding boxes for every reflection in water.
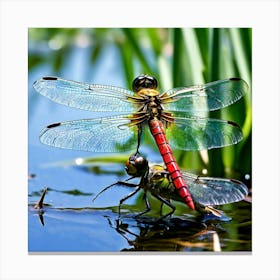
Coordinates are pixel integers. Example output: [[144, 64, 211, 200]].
[[32, 187, 48, 226], [28, 205, 251, 252], [104, 214, 239, 252]]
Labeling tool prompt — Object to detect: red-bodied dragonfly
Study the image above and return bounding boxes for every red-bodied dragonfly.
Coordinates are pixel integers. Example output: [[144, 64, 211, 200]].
[[92, 154, 249, 219], [33, 75, 248, 211]]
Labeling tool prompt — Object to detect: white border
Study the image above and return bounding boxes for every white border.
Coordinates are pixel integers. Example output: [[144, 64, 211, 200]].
[[1, 0, 280, 280]]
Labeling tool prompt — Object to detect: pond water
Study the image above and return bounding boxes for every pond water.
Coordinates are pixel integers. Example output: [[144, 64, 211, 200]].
[[29, 205, 251, 252]]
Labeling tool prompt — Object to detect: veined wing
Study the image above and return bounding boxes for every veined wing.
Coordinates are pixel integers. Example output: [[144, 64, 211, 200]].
[[161, 78, 248, 113], [182, 172, 248, 206], [33, 77, 137, 112], [166, 116, 243, 150], [39, 115, 138, 152]]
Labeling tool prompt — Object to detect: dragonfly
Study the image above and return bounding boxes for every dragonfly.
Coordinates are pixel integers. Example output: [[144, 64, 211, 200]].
[[33, 75, 248, 211], [92, 154, 249, 219], [93, 154, 248, 219]]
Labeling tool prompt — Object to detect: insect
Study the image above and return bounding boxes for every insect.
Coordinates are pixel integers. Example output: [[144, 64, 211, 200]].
[[92, 154, 249, 219], [33, 75, 248, 211]]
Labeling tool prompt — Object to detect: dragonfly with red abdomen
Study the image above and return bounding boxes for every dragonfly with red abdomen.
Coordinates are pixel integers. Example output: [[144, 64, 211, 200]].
[[92, 154, 249, 219], [33, 75, 248, 211]]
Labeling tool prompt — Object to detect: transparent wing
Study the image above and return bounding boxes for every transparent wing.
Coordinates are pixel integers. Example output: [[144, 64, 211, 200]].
[[161, 78, 248, 113], [39, 115, 139, 152], [166, 117, 243, 150], [182, 173, 248, 206], [33, 76, 137, 112]]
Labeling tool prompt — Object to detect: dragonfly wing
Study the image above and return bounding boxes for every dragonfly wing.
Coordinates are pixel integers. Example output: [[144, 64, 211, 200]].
[[33, 77, 137, 112], [183, 173, 249, 206], [162, 78, 248, 113], [39, 115, 138, 152], [166, 117, 243, 150]]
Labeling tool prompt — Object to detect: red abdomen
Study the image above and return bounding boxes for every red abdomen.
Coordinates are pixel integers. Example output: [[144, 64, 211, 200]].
[[149, 118, 195, 210]]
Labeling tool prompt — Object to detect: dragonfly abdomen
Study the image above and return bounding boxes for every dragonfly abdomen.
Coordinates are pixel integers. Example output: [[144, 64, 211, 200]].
[[149, 118, 195, 210]]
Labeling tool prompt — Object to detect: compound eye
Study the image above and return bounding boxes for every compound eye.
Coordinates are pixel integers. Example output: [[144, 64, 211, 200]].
[[125, 163, 137, 176], [134, 156, 148, 169], [132, 75, 158, 92], [125, 154, 148, 176], [125, 155, 137, 175]]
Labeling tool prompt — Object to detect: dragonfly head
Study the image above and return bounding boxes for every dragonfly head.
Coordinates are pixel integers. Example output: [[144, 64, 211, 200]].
[[125, 154, 149, 177], [132, 75, 158, 92]]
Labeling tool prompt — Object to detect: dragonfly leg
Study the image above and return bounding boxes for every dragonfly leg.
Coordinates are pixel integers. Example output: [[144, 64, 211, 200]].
[[159, 198, 172, 216], [134, 192, 151, 218], [135, 125, 143, 154], [92, 177, 138, 203], [152, 194, 176, 220], [118, 186, 142, 218], [159, 202, 163, 216]]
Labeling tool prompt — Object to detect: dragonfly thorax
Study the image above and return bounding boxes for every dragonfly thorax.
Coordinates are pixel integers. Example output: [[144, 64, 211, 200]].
[[148, 165, 175, 193], [137, 88, 159, 97], [140, 95, 163, 120]]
